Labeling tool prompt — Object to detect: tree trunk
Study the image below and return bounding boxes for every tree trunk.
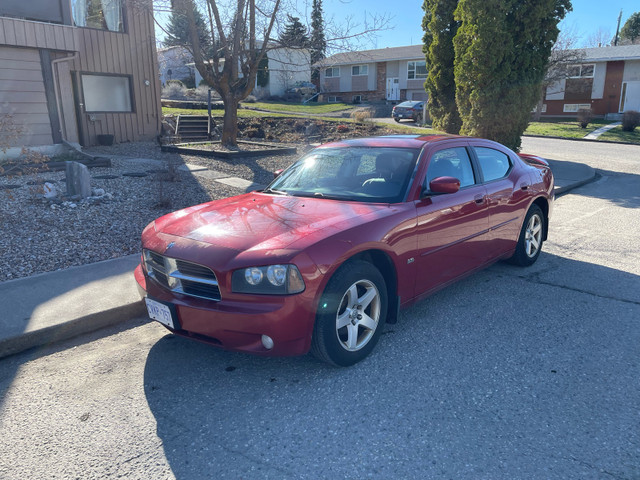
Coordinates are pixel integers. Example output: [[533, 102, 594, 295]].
[[221, 95, 239, 148]]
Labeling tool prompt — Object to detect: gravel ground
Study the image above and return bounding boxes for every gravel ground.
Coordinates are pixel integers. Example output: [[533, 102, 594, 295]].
[[0, 142, 299, 282]]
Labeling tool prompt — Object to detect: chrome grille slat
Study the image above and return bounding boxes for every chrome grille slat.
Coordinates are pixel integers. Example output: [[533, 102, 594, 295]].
[[143, 249, 221, 301]]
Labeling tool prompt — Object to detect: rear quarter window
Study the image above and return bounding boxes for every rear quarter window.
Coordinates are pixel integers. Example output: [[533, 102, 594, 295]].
[[474, 147, 512, 182]]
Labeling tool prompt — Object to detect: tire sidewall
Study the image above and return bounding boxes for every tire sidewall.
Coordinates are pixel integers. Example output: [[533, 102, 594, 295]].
[[513, 204, 544, 266], [313, 261, 388, 366]]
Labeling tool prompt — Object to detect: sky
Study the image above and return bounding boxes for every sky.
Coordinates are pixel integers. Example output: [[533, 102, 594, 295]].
[[302, 0, 640, 50], [156, 1, 640, 51]]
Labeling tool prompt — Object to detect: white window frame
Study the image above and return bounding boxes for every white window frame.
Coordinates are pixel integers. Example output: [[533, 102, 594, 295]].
[[567, 64, 595, 79], [407, 60, 427, 80], [563, 103, 591, 113], [352, 95, 362, 103], [351, 65, 368, 76], [325, 67, 340, 78], [327, 96, 338, 103]]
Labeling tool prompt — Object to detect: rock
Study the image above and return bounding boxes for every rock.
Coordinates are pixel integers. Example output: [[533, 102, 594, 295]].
[[65, 161, 92, 199], [43, 182, 57, 199], [92, 188, 106, 197]]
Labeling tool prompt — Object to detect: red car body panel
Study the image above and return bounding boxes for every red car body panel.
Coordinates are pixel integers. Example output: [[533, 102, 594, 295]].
[[135, 135, 554, 357]]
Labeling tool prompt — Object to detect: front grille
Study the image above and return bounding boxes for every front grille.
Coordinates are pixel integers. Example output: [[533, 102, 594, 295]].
[[143, 249, 221, 301]]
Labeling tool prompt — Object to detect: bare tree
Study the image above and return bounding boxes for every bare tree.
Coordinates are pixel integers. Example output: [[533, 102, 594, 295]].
[[533, 27, 584, 121], [584, 27, 612, 48]]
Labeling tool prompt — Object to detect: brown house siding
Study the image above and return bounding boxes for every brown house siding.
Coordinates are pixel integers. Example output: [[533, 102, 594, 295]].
[[0, 46, 53, 147], [68, 0, 161, 145]]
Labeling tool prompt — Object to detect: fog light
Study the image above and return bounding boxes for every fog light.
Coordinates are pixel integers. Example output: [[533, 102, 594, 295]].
[[261, 335, 274, 350]]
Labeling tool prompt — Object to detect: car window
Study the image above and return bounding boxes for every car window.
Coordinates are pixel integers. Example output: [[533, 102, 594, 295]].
[[425, 147, 476, 190], [474, 147, 511, 182]]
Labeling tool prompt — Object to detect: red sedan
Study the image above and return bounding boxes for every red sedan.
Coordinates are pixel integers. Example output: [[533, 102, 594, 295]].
[[135, 135, 553, 366]]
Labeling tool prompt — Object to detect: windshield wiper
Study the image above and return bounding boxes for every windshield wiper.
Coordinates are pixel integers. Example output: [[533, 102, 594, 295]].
[[262, 188, 288, 195]]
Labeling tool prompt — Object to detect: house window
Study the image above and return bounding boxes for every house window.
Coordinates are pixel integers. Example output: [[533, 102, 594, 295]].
[[563, 103, 591, 113], [325, 67, 340, 78], [408, 61, 427, 80], [81, 74, 132, 112], [567, 64, 595, 78], [352, 65, 368, 76], [352, 95, 362, 104], [72, 0, 124, 32], [327, 96, 340, 103]]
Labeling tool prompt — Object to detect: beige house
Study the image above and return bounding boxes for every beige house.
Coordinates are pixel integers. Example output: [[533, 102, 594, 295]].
[[0, 0, 161, 156], [315, 45, 428, 104]]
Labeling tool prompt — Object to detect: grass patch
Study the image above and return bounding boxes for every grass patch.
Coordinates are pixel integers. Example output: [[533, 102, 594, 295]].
[[163, 107, 289, 118], [524, 119, 609, 139], [242, 101, 353, 114], [597, 125, 640, 144]]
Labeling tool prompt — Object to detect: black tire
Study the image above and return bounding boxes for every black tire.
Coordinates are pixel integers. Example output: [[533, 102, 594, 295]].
[[414, 113, 423, 124], [311, 261, 388, 367], [509, 204, 544, 267], [393, 117, 400, 123]]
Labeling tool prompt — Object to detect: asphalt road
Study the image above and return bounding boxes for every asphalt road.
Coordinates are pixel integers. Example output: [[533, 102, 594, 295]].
[[1, 138, 639, 479]]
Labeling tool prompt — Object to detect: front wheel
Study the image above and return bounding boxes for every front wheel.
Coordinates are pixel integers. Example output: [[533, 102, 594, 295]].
[[311, 261, 388, 366], [509, 204, 544, 266]]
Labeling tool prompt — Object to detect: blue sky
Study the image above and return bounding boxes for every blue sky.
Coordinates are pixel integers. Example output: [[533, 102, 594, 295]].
[[316, 0, 639, 50]]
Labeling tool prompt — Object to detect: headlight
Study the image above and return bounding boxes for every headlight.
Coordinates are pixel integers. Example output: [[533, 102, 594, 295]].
[[232, 264, 305, 295]]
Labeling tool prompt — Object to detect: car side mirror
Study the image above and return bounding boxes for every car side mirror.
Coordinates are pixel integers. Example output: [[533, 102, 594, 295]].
[[273, 169, 284, 179], [427, 176, 460, 195]]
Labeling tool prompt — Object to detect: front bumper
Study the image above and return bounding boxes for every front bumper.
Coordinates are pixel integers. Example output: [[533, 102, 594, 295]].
[[135, 264, 317, 356]]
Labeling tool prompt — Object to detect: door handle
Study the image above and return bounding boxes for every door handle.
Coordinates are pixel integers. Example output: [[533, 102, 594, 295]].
[[474, 194, 484, 204], [520, 183, 529, 190]]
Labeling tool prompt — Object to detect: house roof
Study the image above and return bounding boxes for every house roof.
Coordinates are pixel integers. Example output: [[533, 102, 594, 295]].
[[578, 44, 640, 62], [315, 43, 640, 68], [316, 45, 424, 67]]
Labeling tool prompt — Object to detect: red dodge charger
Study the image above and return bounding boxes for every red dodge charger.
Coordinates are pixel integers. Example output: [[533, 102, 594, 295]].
[[135, 135, 553, 366]]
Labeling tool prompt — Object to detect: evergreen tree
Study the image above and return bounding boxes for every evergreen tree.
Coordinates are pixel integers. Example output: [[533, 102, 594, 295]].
[[164, 6, 212, 56], [620, 12, 640, 44], [279, 15, 310, 47], [453, 0, 571, 151], [310, 0, 326, 82], [422, 0, 462, 134]]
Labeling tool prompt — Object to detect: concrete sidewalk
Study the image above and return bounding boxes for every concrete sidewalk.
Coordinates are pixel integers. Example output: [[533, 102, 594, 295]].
[[0, 158, 596, 359]]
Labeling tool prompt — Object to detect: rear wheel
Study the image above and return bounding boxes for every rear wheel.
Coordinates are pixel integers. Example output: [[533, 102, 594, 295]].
[[414, 113, 423, 124], [393, 117, 400, 123], [509, 204, 544, 266], [311, 261, 387, 366]]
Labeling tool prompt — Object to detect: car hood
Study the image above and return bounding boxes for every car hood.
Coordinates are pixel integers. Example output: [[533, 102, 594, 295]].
[[154, 192, 389, 256]]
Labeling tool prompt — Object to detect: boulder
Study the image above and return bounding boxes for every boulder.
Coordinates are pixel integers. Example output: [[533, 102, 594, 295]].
[[65, 161, 91, 199]]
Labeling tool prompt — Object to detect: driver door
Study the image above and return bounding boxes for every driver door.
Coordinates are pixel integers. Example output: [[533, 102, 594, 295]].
[[413, 146, 491, 298]]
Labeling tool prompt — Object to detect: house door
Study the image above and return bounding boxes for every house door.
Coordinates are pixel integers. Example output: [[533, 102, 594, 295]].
[[386, 78, 399, 101], [620, 81, 640, 112]]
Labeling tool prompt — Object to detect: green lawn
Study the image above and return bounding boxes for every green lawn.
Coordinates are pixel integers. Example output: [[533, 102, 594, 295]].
[[524, 119, 609, 139], [241, 101, 353, 114], [597, 125, 640, 143], [163, 107, 289, 118]]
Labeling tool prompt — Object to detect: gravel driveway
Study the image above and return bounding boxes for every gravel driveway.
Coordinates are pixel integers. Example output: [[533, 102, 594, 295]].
[[0, 142, 298, 282]]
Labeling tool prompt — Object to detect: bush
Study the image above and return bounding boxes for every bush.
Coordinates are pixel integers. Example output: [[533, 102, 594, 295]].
[[161, 82, 187, 100], [350, 107, 374, 124], [622, 110, 640, 132], [243, 95, 257, 103], [577, 108, 593, 129], [192, 85, 211, 102], [182, 74, 196, 89]]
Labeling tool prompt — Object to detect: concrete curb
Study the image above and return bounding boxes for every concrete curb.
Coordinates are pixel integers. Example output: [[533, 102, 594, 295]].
[[0, 301, 145, 359], [554, 171, 598, 196]]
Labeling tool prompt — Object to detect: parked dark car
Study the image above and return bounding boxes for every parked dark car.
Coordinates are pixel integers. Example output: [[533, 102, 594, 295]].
[[135, 135, 554, 366], [392, 101, 424, 123]]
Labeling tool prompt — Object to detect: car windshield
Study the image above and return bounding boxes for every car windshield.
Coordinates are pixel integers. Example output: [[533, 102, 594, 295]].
[[265, 146, 420, 203]]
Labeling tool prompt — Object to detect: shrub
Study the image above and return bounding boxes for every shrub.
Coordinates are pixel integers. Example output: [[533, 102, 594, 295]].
[[576, 108, 593, 129], [622, 110, 640, 132], [161, 82, 187, 100], [243, 95, 257, 103], [166, 79, 185, 87], [350, 107, 374, 124], [192, 85, 211, 102]]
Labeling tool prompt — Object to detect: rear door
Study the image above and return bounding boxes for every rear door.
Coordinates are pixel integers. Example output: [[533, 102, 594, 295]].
[[470, 144, 532, 258], [413, 144, 490, 297]]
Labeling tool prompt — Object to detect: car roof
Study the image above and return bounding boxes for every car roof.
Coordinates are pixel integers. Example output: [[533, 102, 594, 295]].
[[317, 134, 463, 149]]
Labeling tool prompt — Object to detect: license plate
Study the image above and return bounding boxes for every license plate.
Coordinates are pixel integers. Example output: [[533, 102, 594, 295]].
[[145, 298, 175, 329]]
